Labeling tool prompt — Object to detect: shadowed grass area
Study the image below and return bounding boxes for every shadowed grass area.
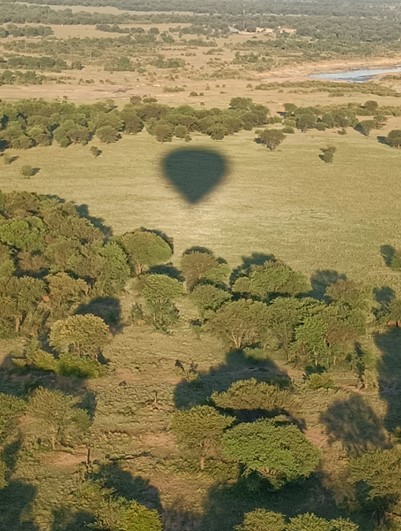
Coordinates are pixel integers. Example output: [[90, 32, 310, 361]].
[[161, 148, 228, 204]]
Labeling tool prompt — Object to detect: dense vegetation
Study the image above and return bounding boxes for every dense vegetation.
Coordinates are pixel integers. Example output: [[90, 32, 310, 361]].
[[0, 188, 401, 529]]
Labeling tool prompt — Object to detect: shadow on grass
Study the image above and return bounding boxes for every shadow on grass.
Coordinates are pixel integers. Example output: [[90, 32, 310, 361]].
[[309, 269, 347, 299], [320, 394, 390, 456], [174, 349, 290, 410], [375, 328, 401, 431], [161, 148, 229, 204], [75, 296, 123, 335]]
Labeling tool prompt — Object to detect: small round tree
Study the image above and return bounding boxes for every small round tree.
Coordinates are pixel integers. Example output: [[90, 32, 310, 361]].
[[119, 229, 173, 276], [49, 314, 111, 358], [257, 129, 286, 151]]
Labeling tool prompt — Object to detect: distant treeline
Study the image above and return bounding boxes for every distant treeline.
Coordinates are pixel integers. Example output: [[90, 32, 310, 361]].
[[0, 23, 53, 38]]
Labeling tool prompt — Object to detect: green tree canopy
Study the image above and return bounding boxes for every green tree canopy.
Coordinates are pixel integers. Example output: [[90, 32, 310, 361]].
[[222, 419, 320, 488]]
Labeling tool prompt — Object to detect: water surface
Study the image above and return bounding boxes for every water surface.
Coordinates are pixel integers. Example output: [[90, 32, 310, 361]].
[[311, 66, 401, 82]]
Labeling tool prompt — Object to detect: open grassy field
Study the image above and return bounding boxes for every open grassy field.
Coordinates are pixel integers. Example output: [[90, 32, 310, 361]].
[[2, 127, 401, 290]]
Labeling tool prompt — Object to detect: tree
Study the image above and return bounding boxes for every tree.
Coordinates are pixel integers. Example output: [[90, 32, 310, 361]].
[[207, 299, 269, 350], [386, 129, 401, 148], [232, 260, 309, 300], [78, 481, 162, 531], [237, 510, 358, 531], [138, 274, 183, 332], [49, 314, 111, 358], [257, 129, 286, 151], [25, 387, 90, 449], [355, 120, 376, 137], [118, 229, 173, 276], [320, 146, 336, 163], [46, 272, 88, 318], [96, 125, 120, 143], [211, 378, 294, 417], [222, 419, 320, 488], [181, 250, 226, 291], [170, 406, 234, 470], [287, 514, 358, 531], [190, 283, 232, 316], [153, 122, 173, 143], [348, 448, 401, 525], [235, 509, 286, 531], [90, 146, 102, 157]]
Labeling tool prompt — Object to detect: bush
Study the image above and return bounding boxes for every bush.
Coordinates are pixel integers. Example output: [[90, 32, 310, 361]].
[[282, 126, 295, 134], [320, 146, 336, 163], [90, 146, 102, 157], [21, 165, 35, 178]]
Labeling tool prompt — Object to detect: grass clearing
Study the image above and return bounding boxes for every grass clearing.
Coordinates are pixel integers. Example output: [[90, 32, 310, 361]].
[[1, 128, 401, 288]]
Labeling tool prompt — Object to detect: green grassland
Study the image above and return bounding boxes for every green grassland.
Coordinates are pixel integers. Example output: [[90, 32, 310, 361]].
[[2, 127, 401, 287], [1, 123, 401, 530]]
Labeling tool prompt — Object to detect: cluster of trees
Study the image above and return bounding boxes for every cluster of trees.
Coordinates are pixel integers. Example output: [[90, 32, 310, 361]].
[[0, 70, 47, 85], [0, 54, 70, 72], [0, 23, 53, 38], [281, 100, 390, 133], [0, 97, 270, 150], [2, 190, 401, 527]]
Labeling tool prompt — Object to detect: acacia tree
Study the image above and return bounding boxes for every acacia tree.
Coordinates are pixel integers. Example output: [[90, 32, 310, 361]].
[[256, 129, 286, 151], [207, 299, 269, 350], [211, 378, 294, 417], [170, 405, 234, 470], [232, 260, 309, 300], [348, 448, 401, 525], [190, 283, 232, 317], [49, 314, 111, 358], [236, 510, 358, 531], [222, 419, 320, 488], [181, 250, 227, 291], [25, 387, 90, 450], [138, 273, 183, 332], [78, 481, 162, 531], [118, 229, 173, 276]]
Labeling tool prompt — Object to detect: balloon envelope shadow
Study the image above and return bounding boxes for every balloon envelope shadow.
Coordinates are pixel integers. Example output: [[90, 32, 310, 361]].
[[161, 148, 228, 204]]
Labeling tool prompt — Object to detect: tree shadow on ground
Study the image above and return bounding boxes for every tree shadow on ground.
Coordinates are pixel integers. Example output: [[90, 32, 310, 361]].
[[0, 355, 97, 420], [74, 203, 113, 238], [51, 509, 94, 531], [44, 194, 112, 238], [149, 263, 184, 281], [88, 460, 162, 512], [0, 480, 38, 530], [380, 244, 397, 268], [309, 269, 347, 299], [161, 148, 229, 204], [229, 252, 276, 286], [320, 394, 390, 456], [375, 328, 401, 431], [75, 296, 123, 335], [198, 473, 368, 531], [174, 349, 291, 410], [373, 286, 395, 316]]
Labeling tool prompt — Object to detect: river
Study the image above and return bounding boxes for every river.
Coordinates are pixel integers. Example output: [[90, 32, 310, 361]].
[[311, 65, 401, 83]]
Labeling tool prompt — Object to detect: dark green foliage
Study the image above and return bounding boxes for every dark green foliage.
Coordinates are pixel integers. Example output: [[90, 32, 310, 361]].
[[256, 128, 286, 150], [320, 146, 337, 163], [222, 419, 321, 488], [236, 510, 358, 531], [170, 405, 234, 469], [49, 314, 111, 358], [190, 283, 232, 316], [386, 129, 401, 148], [119, 229, 173, 276], [348, 448, 401, 522], [211, 378, 294, 415], [25, 387, 90, 449], [232, 260, 309, 300], [207, 299, 270, 349]]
